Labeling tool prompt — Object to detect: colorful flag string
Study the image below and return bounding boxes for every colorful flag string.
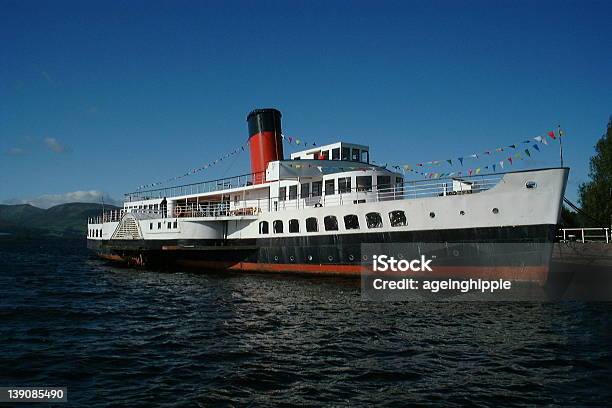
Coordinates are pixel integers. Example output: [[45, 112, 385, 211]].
[[134, 127, 564, 190], [396, 128, 564, 179], [134, 139, 250, 190], [280, 133, 318, 147]]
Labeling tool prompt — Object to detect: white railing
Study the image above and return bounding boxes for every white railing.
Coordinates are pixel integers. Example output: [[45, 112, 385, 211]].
[[91, 174, 503, 223], [88, 209, 126, 224], [124, 171, 267, 201], [558, 228, 610, 243], [170, 174, 501, 219], [173, 202, 233, 218]]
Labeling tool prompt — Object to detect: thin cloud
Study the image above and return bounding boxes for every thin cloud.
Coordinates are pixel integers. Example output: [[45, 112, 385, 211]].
[[43, 137, 65, 153], [2, 190, 121, 209], [7, 147, 25, 156]]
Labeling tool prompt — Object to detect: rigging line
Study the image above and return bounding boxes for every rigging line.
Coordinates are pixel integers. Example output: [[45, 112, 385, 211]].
[[563, 197, 606, 226], [135, 138, 249, 190], [219, 144, 244, 178]]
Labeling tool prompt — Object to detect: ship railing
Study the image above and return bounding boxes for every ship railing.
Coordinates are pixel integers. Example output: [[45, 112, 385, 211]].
[[557, 227, 610, 243], [273, 174, 502, 210], [114, 173, 503, 219], [87, 209, 127, 224], [172, 202, 232, 218], [123, 171, 267, 201]]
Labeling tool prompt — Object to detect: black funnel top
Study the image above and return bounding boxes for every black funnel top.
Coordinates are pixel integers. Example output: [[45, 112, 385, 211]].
[[247, 108, 282, 137]]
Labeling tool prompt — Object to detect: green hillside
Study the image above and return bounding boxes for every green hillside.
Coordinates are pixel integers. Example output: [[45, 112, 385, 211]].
[[0, 203, 120, 238]]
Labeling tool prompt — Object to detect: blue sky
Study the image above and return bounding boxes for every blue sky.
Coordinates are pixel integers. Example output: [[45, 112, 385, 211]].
[[1, 0, 610, 207]]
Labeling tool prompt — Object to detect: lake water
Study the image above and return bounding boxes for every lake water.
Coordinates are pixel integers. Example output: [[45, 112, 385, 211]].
[[1, 238, 611, 406]]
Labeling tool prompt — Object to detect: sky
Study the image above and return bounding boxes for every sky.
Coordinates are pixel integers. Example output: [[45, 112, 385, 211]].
[[1, 0, 611, 208]]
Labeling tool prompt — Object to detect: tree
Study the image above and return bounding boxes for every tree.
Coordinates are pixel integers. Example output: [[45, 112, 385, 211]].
[[560, 205, 582, 228], [578, 117, 612, 227]]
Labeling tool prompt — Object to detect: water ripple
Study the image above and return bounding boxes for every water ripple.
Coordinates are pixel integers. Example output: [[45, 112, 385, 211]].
[[1, 238, 611, 407]]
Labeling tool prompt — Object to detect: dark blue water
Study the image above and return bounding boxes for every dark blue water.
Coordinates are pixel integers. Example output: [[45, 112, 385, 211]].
[[1, 238, 611, 407]]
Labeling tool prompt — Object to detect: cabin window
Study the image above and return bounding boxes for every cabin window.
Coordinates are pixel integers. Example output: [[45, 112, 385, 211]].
[[325, 179, 335, 195], [279, 187, 286, 201], [324, 215, 339, 231], [168, 222, 172, 228], [377, 176, 391, 190], [351, 148, 360, 161], [366, 212, 383, 228], [154, 204, 159, 211], [289, 185, 298, 200], [273, 220, 284, 234], [356, 176, 372, 192], [306, 217, 318, 232], [150, 223, 153, 230], [344, 214, 360, 230], [289, 219, 300, 233], [389, 210, 407, 227], [338, 177, 352, 194], [312, 181, 323, 197], [300, 183, 310, 198], [332, 148, 340, 160], [396, 177, 403, 185], [259, 221, 269, 234], [341, 147, 350, 160], [158, 222, 162, 229], [173, 220, 178, 229], [361, 150, 369, 163]]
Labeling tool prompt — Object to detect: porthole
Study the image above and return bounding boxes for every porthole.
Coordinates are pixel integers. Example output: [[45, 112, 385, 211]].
[[526, 181, 537, 189], [429, 212, 436, 218], [453, 249, 460, 257], [459, 210, 465, 216], [398, 253, 404, 259], [308, 255, 313, 261], [328, 255, 333, 261], [274, 255, 279, 261], [290, 256, 295, 262], [349, 254, 355, 261], [492, 208, 499, 214], [362, 255, 368, 261]]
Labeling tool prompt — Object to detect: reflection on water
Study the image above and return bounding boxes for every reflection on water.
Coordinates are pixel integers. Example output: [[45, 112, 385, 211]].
[[1, 238, 611, 406]]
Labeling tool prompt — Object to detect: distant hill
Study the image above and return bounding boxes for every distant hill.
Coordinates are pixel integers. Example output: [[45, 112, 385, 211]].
[[0, 203, 120, 238]]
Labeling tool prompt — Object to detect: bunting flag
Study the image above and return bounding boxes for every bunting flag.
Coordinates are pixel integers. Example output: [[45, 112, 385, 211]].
[[136, 126, 566, 189], [134, 139, 250, 190], [400, 128, 562, 169], [281, 133, 318, 147], [399, 127, 564, 179]]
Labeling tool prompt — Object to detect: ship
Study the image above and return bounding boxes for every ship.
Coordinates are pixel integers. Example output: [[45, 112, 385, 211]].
[[87, 108, 569, 283]]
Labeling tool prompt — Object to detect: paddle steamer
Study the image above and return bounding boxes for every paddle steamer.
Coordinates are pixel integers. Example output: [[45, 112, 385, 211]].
[[87, 108, 569, 282]]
